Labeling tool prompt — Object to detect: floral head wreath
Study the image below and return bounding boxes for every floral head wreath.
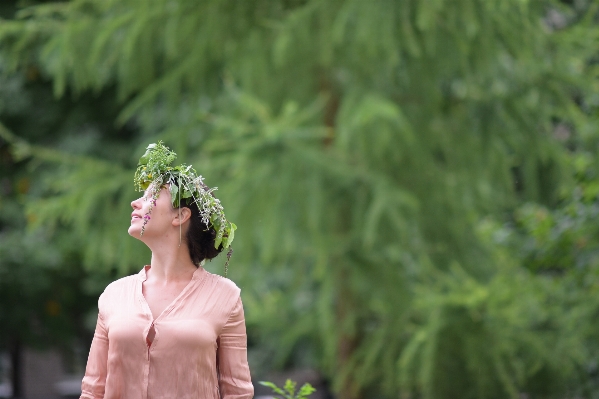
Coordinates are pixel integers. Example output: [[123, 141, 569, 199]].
[[133, 141, 236, 276]]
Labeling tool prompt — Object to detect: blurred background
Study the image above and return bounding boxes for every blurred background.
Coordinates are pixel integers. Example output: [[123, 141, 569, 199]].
[[2, 0, 599, 398]]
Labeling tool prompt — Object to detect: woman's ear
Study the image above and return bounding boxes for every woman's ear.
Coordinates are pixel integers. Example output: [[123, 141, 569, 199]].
[[173, 207, 192, 226]]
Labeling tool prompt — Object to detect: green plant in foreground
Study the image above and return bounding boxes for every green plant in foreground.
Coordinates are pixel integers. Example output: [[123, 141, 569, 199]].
[[259, 379, 316, 399]]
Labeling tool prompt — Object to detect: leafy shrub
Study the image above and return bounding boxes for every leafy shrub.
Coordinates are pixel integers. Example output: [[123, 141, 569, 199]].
[[259, 379, 316, 399]]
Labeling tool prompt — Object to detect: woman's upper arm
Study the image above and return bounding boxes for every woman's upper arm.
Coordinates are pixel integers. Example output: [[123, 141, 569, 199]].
[[217, 296, 254, 399], [80, 304, 109, 399]]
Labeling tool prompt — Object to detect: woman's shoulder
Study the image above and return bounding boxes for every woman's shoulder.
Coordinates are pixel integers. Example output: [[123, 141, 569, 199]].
[[202, 269, 241, 296], [200, 269, 243, 311], [200, 269, 244, 322], [99, 271, 140, 300]]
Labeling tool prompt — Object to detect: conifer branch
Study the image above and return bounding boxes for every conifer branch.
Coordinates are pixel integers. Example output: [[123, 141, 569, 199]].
[[0, 121, 121, 170]]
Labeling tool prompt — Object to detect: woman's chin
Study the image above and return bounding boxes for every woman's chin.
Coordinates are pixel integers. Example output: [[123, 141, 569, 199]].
[[127, 225, 142, 238]]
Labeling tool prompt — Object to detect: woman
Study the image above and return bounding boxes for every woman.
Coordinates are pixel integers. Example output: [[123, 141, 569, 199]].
[[80, 142, 253, 399]]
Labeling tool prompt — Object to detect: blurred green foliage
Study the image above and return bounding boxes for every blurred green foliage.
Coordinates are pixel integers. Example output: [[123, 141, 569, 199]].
[[260, 379, 316, 399], [2, 0, 599, 398]]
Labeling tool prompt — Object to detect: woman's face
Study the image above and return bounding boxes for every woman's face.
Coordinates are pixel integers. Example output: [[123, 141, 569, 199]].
[[128, 185, 178, 239]]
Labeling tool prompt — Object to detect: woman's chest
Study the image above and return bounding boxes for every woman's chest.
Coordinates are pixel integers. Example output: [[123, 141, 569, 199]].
[[106, 304, 220, 351], [143, 281, 189, 320]]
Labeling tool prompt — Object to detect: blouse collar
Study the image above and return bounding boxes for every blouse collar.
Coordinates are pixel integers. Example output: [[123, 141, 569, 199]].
[[137, 264, 206, 282]]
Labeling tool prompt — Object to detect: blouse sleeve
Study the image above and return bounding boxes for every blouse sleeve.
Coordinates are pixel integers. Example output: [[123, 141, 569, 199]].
[[80, 304, 109, 399], [217, 296, 254, 399]]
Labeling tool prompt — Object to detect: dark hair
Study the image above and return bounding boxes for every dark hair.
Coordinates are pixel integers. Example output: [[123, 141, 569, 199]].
[[179, 198, 223, 266]]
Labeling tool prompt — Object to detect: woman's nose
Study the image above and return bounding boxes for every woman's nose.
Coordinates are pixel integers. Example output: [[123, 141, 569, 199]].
[[131, 197, 142, 209]]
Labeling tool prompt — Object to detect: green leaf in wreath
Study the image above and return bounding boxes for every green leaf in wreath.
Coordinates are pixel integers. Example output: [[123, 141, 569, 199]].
[[223, 222, 236, 248], [170, 184, 179, 207]]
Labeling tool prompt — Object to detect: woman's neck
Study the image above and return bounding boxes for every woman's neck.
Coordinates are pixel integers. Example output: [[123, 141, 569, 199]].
[[148, 241, 197, 283]]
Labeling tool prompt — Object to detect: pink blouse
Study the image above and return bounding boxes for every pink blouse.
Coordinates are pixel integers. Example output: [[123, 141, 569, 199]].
[[80, 266, 254, 399]]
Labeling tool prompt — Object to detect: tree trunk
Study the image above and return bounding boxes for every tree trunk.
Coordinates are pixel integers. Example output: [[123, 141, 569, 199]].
[[9, 337, 22, 399], [336, 281, 363, 399]]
